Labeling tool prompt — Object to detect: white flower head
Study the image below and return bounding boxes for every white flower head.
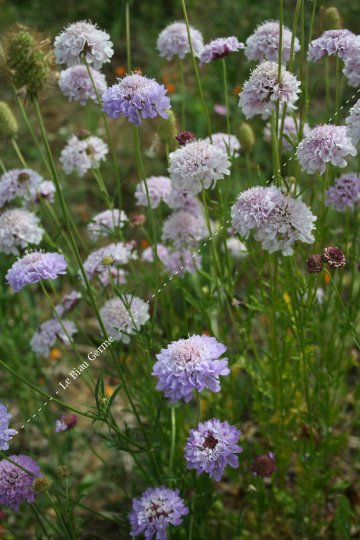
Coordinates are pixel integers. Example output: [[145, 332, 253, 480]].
[[99, 296, 150, 343], [0, 208, 44, 255], [60, 135, 108, 177], [157, 21, 204, 61]]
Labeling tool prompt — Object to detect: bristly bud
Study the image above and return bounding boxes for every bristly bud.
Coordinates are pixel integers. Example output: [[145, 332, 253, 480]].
[[55, 465, 69, 478], [18, 172, 30, 182], [77, 128, 91, 141], [238, 122, 255, 152], [252, 452, 276, 478], [130, 214, 146, 228], [3, 25, 54, 101], [306, 254, 324, 274], [320, 6, 342, 31], [176, 130, 196, 146], [155, 109, 178, 151], [33, 476, 53, 493], [0, 102, 18, 139], [322, 246, 346, 268]]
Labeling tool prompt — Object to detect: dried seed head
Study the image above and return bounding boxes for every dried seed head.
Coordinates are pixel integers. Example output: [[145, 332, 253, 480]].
[[33, 476, 53, 493], [55, 465, 69, 478], [238, 122, 255, 152], [306, 254, 324, 274], [176, 130, 196, 146], [0, 102, 18, 139], [252, 452, 276, 478], [322, 246, 346, 268], [320, 6, 342, 31], [77, 128, 91, 140]]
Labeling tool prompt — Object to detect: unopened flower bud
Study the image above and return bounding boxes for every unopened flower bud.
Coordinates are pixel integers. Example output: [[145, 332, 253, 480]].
[[238, 122, 255, 152], [306, 254, 323, 274], [322, 246, 346, 268], [156, 110, 178, 151], [77, 129, 91, 140], [55, 465, 69, 478], [33, 476, 53, 493], [0, 102, 18, 139], [176, 130, 196, 146], [18, 172, 30, 182], [252, 452, 276, 478], [320, 6, 342, 31], [130, 214, 146, 228]]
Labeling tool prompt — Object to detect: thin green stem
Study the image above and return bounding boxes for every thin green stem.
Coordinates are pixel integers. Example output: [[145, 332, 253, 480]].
[[179, 59, 186, 129], [125, 0, 132, 72], [222, 58, 231, 145], [169, 407, 176, 480]]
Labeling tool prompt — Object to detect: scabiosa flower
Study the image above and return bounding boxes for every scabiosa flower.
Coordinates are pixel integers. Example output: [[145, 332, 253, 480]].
[[326, 173, 360, 211], [55, 414, 78, 433], [0, 403, 17, 451], [99, 295, 150, 343], [169, 139, 231, 194], [343, 42, 360, 88], [166, 189, 202, 216], [33, 180, 56, 204], [252, 452, 276, 478], [176, 130, 196, 146], [0, 208, 44, 255], [204, 132, 241, 157], [152, 335, 229, 403], [0, 455, 41, 511], [264, 116, 310, 152], [157, 21, 204, 60], [54, 290, 82, 317], [322, 246, 346, 268], [6, 251, 67, 292], [30, 319, 77, 357], [162, 210, 207, 248], [239, 61, 300, 119], [308, 29, 359, 62], [306, 254, 324, 274], [231, 186, 281, 238], [135, 176, 172, 208], [60, 134, 108, 177], [143, 245, 201, 276], [184, 419, 242, 481], [54, 21, 114, 69], [142, 243, 170, 264], [87, 209, 128, 239], [59, 64, 107, 105], [0, 168, 52, 208], [245, 20, 300, 63], [83, 242, 136, 284], [297, 125, 357, 175], [346, 99, 360, 144], [102, 73, 171, 127], [129, 486, 189, 539], [199, 36, 244, 65], [225, 237, 248, 259]]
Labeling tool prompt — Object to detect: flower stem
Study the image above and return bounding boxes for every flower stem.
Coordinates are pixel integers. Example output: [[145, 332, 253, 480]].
[[222, 58, 231, 145], [125, 0, 131, 72], [179, 58, 186, 129]]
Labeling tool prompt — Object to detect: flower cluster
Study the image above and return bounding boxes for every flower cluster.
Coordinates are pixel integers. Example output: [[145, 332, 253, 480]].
[[83, 241, 136, 285], [308, 29, 359, 62], [60, 134, 108, 177], [0, 168, 54, 208], [306, 247, 346, 273], [157, 22, 204, 60], [204, 132, 241, 157], [59, 64, 107, 105], [6, 251, 67, 292], [162, 210, 207, 248], [245, 20, 300, 63], [200, 36, 244, 65], [0, 208, 44, 255], [326, 173, 360, 211]]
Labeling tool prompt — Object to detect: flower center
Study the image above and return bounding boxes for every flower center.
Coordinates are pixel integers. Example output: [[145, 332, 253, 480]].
[[203, 433, 218, 449], [149, 501, 168, 521]]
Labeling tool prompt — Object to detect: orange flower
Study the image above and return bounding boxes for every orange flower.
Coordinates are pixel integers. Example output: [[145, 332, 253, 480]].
[[232, 85, 242, 95], [323, 272, 331, 284], [115, 66, 126, 77], [50, 348, 61, 360], [166, 83, 176, 94], [141, 239, 150, 249], [104, 384, 115, 397]]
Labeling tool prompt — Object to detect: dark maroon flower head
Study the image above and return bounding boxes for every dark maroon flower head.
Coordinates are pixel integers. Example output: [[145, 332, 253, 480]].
[[55, 413, 78, 432], [306, 254, 324, 274], [252, 452, 276, 478], [176, 130, 196, 146], [322, 246, 346, 268]]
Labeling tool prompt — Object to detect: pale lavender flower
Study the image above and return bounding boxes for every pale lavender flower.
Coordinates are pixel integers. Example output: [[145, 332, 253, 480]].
[[326, 173, 360, 211], [200, 36, 244, 65], [297, 124, 357, 175], [0, 403, 17, 451], [30, 319, 77, 357], [0, 455, 41, 511], [34, 180, 56, 204], [0, 168, 52, 208], [239, 61, 300, 119], [166, 189, 202, 215], [346, 98, 360, 143], [308, 29, 359, 62], [343, 41, 360, 87], [225, 237, 248, 259], [143, 245, 201, 276], [214, 104, 227, 116], [129, 486, 189, 539], [184, 419, 242, 481], [54, 21, 114, 69], [157, 21, 204, 60], [0, 208, 44, 255], [83, 242, 136, 284], [59, 64, 107, 105], [169, 139, 231, 194], [264, 115, 310, 152], [6, 251, 67, 292], [55, 414, 78, 433], [162, 210, 207, 248], [135, 176, 172, 208], [54, 290, 82, 317], [60, 135, 108, 177], [99, 295, 150, 343], [204, 132, 241, 157], [245, 20, 300, 63], [152, 335, 230, 403], [87, 209, 128, 239], [231, 186, 281, 238], [102, 73, 171, 126], [142, 244, 170, 264]]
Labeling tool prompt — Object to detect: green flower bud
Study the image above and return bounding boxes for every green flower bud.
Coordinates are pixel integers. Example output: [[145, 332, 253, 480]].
[[155, 109, 178, 151], [238, 122, 255, 152], [0, 102, 18, 138], [320, 6, 342, 31]]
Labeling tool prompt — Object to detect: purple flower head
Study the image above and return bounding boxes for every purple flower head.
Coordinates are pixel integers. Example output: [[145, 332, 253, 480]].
[[0, 168, 52, 208], [264, 115, 310, 152], [0, 402, 17, 451], [162, 210, 207, 249], [55, 414, 78, 433], [184, 419, 242, 481], [231, 186, 281, 238], [54, 290, 82, 317], [157, 21, 204, 61], [205, 132, 241, 158], [343, 40, 360, 87], [252, 452, 276, 478], [308, 30, 359, 62], [200, 36, 244, 65], [326, 173, 360, 211], [152, 335, 230, 403], [0, 455, 41, 511], [135, 176, 172, 208], [59, 64, 107, 105], [142, 244, 201, 276], [6, 251, 67, 292], [87, 209, 128, 239], [297, 124, 357, 175], [0, 208, 44, 255], [102, 73, 171, 126], [30, 318, 77, 357], [239, 61, 300, 119], [129, 486, 189, 539], [245, 20, 300, 63], [83, 242, 137, 285], [346, 98, 360, 144]]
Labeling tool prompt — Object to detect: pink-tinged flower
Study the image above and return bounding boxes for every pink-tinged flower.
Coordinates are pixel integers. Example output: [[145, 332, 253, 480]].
[[30, 318, 77, 357], [162, 210, 207, 248], [308, 29, 359, 62], [326, 173, 360, 211], [55, 414, 78, 433], [245, 20, 300, 63], [142, 244, 201, 276], [60, 134, 108, 177], [239, 61, 300, 119], [176, 130, 196, 146], [54, 290, 82, 317], [59, 64, 107, 105], [204, 132, 241, 157], [214, 104, 227, 116], [0, 455, 41, 511], [135, 176, 172, 208], [6, 251, 67, 292], [157, 21, 204, 60], [152, 335, 229, 403], [306, 254, 323, 274], [346, 98, 360, 143], [200, 36, 244, 65], [184, 419, 242, 481], [264, 115, 310, 152], [87, 209, 128, 239], [252, 452, 276, 478], [129, 486, 189, 539], [0, 208, 44, 255], [99, 295, 150, 344], [231, 186, 281, 238], [297, 124, 357, 175], [322, 246, 346, 268], [54, 20, 114, 69], [102, 73, 171, 126]]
